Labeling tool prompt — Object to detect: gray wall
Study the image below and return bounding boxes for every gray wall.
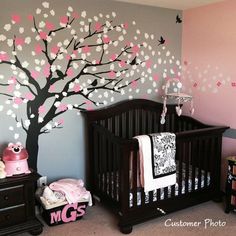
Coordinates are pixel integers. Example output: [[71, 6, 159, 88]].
[[0, 0, 182, 182]]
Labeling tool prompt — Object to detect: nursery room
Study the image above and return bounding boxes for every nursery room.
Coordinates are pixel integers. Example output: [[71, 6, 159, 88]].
[[0, 0, 235, 235]]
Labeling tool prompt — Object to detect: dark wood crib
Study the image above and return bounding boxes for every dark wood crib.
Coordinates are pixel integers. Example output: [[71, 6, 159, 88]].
[[82, 99, 228, 234]]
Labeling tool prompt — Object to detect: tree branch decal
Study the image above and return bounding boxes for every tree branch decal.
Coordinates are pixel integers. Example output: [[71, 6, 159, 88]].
[[0, 2, 181, 169]]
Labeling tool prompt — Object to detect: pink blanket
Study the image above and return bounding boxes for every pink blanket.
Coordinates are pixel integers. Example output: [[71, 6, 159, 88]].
[[49, 178, 92, 206]]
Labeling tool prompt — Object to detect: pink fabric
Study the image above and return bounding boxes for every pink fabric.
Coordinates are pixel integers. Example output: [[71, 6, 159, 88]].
[[49, 179, 90, 204]]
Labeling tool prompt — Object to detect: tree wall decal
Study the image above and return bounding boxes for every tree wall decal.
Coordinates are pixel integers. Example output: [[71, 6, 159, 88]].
[[0, 2, 181, 170]]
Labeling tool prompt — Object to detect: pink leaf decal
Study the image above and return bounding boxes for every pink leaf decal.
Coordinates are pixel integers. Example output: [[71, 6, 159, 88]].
[[31, 70, 40, 80], [0, 52, 9, 61], [28, 15, 33, 21], [108, 71, 116, 79], [73, 50, 78, 57], [131, 80, 138, 89], [58, 118, 64, 125], [66, 54, 71, 60], [7, 84, 14, 93], [119, 60, 126, 68], [153, 74, 159, 81], [72, 12, 80, 19], [60, 16, 68, 24], [14, 97, 23, 105], [51, 46, 59, 54], [35, 44, 43, 54], [15, 37, 24, 46], [231, 82, 236, 87], [49, 85, 55, 92], [82, 45, 91, 53], [66, 68, 74, 77], [103, 36, 111, 44], [145, 59, 152, 68], [123, 22, 128, 29], [85, 101, 93, 111], [132, 45, 139, 55], [193, 82, 198, 88], [43, 64, 50, 77], [39, 32, 47, 40], [73, 84, 81, 93], [24, 93, 34, 101], [12, 14, 21, 24], [46, 21, 55, 30], [38, 105, 46, 114], [95, 22, 102, 31], [58, 104, 68, 112], [217, 81, 222, 87], [110, 54, 117, 61]]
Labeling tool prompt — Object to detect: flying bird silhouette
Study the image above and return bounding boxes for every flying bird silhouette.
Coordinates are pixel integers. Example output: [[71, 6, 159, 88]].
[[158, 36, 165, 46], [130, 56, 137, 65], [56, 69, 64, 78], [176, 14, 182, 23], [91, 79, 98, 86]]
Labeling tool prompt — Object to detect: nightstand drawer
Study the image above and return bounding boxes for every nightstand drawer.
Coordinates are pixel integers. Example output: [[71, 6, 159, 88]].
[[0, 185, 24, 208], [0, 204, 26, 228]]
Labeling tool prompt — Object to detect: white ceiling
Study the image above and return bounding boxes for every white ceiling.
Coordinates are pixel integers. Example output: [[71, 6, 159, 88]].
[[114, 0, 226, 10]]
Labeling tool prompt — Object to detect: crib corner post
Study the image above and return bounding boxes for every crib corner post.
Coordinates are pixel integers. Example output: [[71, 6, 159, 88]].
[[118, 141, 137, 230]]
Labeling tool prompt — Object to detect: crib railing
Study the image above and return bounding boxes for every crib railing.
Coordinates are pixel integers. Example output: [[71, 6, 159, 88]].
[[90, 124, 227, 214], [126, 127, 226, 211]]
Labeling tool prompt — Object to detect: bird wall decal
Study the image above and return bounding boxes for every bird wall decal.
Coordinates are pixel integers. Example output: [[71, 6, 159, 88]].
[[176, 14, 182, 24], [158, 36, 165, 46]]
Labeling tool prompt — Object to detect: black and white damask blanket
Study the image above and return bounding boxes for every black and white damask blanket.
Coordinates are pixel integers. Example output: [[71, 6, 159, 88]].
[[134, 133, 176, 192]]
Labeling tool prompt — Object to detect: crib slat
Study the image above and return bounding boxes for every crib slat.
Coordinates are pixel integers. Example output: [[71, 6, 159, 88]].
[[164, 187, 168, 199], [135, 109, 139, 136], [141, 189, 145, 206], [98, 132, 103, 191], [147, 111, 152, 134], [197, 139, 203, 190], [184, 141, 190, 194], [122, 112, 126, 138], [132, 150, 138, 208], [107, 138, 112, 198], [177, 139, 183, 196], [141, 109, 146, 134], [94, 129, 99, 192], [103, 134, 108, 193], [149, 191, 153, 204], [191, 139, 197, 192], [116, 144, 121, 201], [204, 138, 211, 188], [171, 184, 175, 198]]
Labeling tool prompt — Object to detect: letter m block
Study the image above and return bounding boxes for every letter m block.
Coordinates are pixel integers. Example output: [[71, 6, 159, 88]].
[[50, 210, 61, 224]]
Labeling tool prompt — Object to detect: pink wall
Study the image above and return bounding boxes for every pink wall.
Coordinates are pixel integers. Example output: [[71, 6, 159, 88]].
[[182, 0, 236, 186]]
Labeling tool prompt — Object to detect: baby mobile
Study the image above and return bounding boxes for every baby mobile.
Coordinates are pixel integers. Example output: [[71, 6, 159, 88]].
[[160, 78, 194, 124]]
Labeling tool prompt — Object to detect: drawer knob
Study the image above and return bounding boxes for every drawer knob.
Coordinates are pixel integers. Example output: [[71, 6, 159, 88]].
[[4, 195, 9, 200], [5, 214, 10, 220]]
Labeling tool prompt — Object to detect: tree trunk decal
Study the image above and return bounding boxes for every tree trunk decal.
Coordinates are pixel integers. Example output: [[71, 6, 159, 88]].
[[0, 2, 181, 169]]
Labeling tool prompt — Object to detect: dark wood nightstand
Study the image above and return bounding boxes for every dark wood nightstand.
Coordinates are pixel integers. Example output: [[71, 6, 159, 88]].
[[0, 170, 43, 236], [225, 156, 236, 213]]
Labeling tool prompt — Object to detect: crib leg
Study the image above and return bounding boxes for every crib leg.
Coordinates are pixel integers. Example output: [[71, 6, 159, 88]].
[[119, 225, 133, 234], [212, 192, 223, 202]]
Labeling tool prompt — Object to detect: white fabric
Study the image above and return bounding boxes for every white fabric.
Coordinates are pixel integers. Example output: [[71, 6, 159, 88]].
[[135, 134, 176, 192]]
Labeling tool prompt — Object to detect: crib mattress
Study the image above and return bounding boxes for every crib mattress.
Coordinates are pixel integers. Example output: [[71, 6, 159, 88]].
[[129, 174, 210, 207], [100, 163, 211, 207]]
